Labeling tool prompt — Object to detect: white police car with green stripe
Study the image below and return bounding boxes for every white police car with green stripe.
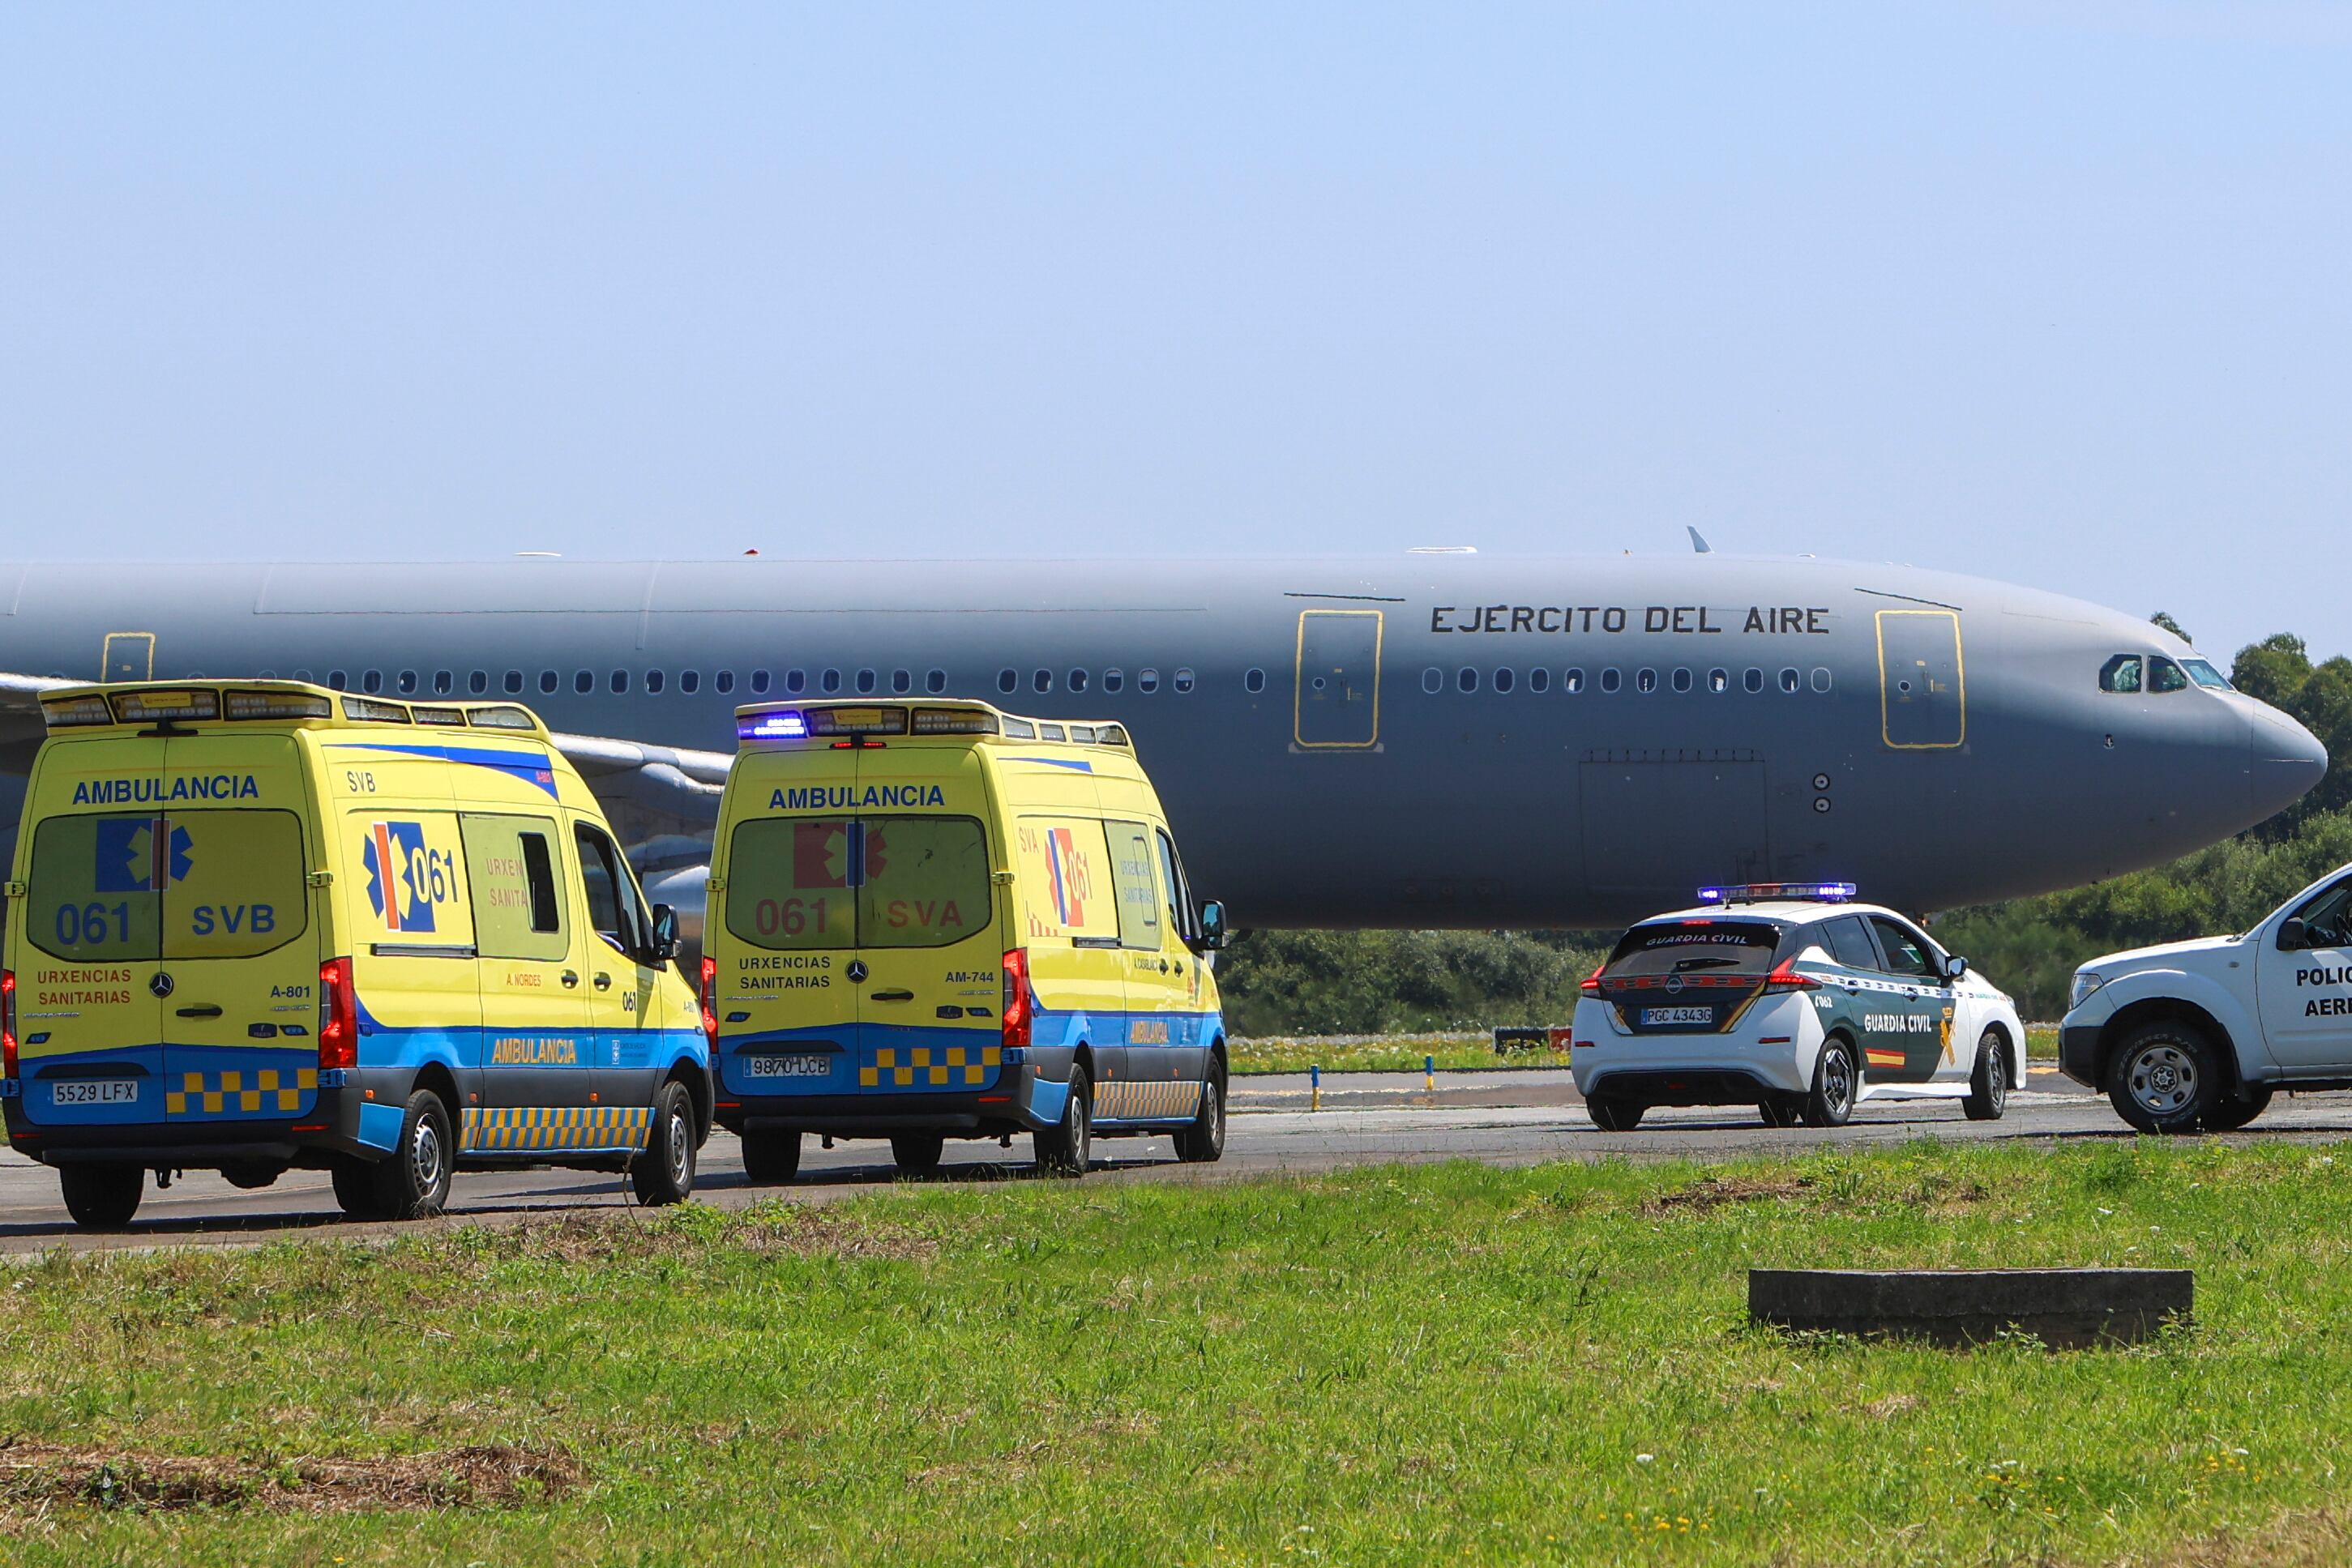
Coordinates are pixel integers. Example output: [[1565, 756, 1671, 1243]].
[[1572, 883, 2025, 1130]]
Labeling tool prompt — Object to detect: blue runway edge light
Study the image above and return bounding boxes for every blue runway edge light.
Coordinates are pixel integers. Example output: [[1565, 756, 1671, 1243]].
[[1698, 881, 1858, 904]]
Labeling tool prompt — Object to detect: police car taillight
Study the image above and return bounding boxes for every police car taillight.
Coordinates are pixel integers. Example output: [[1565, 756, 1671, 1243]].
[[317, 957, 357, 1070], [2, 969, 16, 1079], [1760, 960, 1822, 993], [1579, 962, 1604, 995], [1002, 948, 1033, 1050], [699, 955, 719, 1052], [39, 696, 113, 728]]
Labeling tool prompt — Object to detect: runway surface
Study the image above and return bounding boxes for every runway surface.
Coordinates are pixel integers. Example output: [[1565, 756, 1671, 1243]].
[[9, 1066, 2352, 1254]]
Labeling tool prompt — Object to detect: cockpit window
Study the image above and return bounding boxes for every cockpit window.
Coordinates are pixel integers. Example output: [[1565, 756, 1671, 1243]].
[[2149, 657, 2189, 694], [2183, 658, 2232, 691], [2099, 655, 2143, 694]]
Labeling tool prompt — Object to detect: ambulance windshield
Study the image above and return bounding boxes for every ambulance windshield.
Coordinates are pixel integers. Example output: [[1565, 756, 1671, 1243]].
[[726, 815, 991, 951], [25, 810, 310, 963]]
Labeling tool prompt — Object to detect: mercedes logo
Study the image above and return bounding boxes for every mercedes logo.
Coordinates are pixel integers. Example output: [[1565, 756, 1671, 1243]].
[[846, 960, 869, 984], [149, 972, 175, 999]]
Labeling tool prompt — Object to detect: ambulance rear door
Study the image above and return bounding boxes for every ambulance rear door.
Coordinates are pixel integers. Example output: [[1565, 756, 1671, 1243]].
[[14, 735, 172, 1130], [154, 732, 325, 1123], [715, 757, 862, 1097]]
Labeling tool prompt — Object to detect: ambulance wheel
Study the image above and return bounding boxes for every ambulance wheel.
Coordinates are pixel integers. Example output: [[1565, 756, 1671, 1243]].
[[631, 1083, 697, 1206], [58, 1164, 142, 1230], [367, 1090, 453, 1220], [2106, 1023, 2220, 1134], [1806, 1039, 1857, 1128], [2201, 1083, 2273, 1133], [1585, 1096, 1645, 1131], [330, 1157, 383, 1219], [1035, 1066, 1093, 1177], [1173, 1069, 1226, 1164], [890, 1133, 945, 1175], [1963, 1030, 2010, 1122], [1758, 1097, 1804, 1128], [739, 1130, 802, 1184]]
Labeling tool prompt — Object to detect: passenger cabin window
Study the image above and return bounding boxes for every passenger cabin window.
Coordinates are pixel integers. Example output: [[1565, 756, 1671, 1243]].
[[1563, 669, 1584, 694], [2149, 656, 2190, 694], [1811, 667, 1833, 693], [574, 670, 593, 694], [1494, 667, 1515, 693], [785, 669, 806, 694], [715, 670, 734, 694], [1744, 668, 1764, 694], [1671, 668, 1691, 694], [892, 669, 912, 694], [1174, 668, 1195, 693], [1779, 668, 1801, 694], [1458, 668, 1478, 693], [1070, 669, 1090, 694], [574, 822, 650, 959], [1708, 669, 1729, 693], [541, 671, 558, 694], [1139, 669, 1160, 693], [999, 669, 1018, 694], [1868, 916, 1937, 979], [1034, 669, 1053, 693], [1598, 668, 1621, 693], [751, 669, 772, 694], [433, 670, 454, 694], [470, 670, 489, 694], [505, 670, 524, 694], [681, 669, 699, 694], [609, 670, 629, 694], [328, 670, 349, 690], [926, 669, 947, 694], [1102, 669, 1123, 693], [646, 669, 665, 694], [362, 670, 383, 693], [397, 670, 418, 694], [1422, 668, 1442, 694], [2100, 655, 2143, 694], [1245, 668, 1265, 694], [823, 669, 844, 694]]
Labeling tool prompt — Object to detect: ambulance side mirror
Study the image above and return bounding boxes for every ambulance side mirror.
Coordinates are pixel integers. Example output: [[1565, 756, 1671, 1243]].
[[650, 904, 682, 961], [1197, 900, 1228, 952], [2278, 917, 2309, 952]]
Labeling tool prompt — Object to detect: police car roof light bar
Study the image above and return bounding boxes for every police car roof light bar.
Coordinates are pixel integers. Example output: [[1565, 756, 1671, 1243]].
[[1699, 881, 1858, 905]]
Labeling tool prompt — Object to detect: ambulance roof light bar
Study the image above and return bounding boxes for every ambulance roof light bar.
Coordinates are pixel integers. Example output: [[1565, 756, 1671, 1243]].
[[34, 679, 553, 737], [733, 699, 1131, 749], [1698, 881, 1858, 905]]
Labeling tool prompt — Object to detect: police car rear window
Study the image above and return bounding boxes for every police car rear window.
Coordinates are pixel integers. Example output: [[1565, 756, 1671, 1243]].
[[25, 809, 309, 963], [1601, 921, 1780, 978]]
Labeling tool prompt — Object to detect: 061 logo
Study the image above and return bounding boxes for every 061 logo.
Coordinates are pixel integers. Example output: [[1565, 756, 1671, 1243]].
[[362, 821, 457, 932]]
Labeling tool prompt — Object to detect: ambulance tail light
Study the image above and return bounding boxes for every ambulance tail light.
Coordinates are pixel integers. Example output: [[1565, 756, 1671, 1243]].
[[2, 969, 16, 1079], [1761, 960, 1821, 994], [317, 958, 357, 1070], [699, 955, 720, 1052], [1001, 949, 1033, 1050]]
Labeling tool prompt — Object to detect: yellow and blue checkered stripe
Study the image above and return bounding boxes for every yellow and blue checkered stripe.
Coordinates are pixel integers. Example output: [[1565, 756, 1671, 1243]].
[[166, 1068, 319, 1116], [860, 1044, 1002, 1088], [1094, 1078, 1203, 1121], [463, 1105, 652, 1152]]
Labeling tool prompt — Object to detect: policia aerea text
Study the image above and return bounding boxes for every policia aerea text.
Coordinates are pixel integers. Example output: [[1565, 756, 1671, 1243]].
[[1, 681, 709, 1229]]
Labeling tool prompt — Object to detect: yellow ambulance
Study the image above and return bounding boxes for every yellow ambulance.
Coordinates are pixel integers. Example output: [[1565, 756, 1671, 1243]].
[[703, 699, 1230, 1180], [2, 681, 708, 1228]]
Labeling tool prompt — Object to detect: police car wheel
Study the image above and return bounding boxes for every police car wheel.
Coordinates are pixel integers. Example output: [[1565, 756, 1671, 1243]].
[[739, 1130, 802, 1184], [368, 1090, 454, 1220], [2106, 1024, 2220, 1134], [1585, 1096, 1645, 1131], [1963, 1031, 2009, 1122], [1807, 1039, 1857, 1128], [2202, 1083, 2273, 1132], [632, 1083, 698, 1206], [1035, 1066, 1092, 1177], [1174, 1069, 1226, 1163], [58, 1164, 143, 1230], [891, 1133, 946, 1174]]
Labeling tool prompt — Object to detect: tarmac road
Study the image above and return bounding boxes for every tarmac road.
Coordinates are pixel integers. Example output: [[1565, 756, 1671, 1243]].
[[9, 1066, 2352, 1254]]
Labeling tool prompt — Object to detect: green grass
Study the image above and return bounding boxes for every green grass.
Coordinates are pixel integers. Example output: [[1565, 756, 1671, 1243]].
[[1233, 1023, 2060, 1075], [6, 1140, 2347, 1564]]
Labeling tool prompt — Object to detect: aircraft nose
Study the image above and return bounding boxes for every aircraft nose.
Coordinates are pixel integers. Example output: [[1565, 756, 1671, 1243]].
[[2247, 705, 2328, 819]]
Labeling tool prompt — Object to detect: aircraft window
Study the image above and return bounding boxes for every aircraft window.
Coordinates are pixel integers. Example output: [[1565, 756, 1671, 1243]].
[[1564, 669, 1584, 694], [2183, 658, 2232, 691], [1708, 668, 1728, 693], [1599, 668, 1622, 694], [1422, 667, 1442, 694], [1494, 667, 1515, 694], [468, 671, 487, 694], [1139, 669, 1160, 693], [1779, 668, 1801, 694], [681, 669, 699, 694], [819, 669, 840, 694], [362, 670, 383, 693], [433, 670, 454, 695], [1458, 668, 1479, 693], [999, 669, 1018, 694], [751, 669, 772, 694], [892, 669, 911, 694], [1246, 668, 1265, 694], [854, 669, 875, 694], [926, 669, 947, 694], [2149, 657, 2189, 694], [327, 670, 349, 690], [1070, 669, 1089, 694], [610, 670, 630, 694], [1174, 669, 1195, 693], [1670, 668, 1691, 694], [537, 671, 556, 694], [1529, 667, 1550, 693], [503, 670, 524, 694], [1102, 669, 1123, 693], [1635, 669, 1657, 694], [396, 670, 419, 694], [2099, 655, 2143, 694], [1811, 667, 1832, 693], [646, 669, 665, 694], [1034, 669, 1053, 694], [1744, 668, 1764, 694], [785, 669, 806, 694], [574, 670, 592, 694], [715, 670, 735, 694]]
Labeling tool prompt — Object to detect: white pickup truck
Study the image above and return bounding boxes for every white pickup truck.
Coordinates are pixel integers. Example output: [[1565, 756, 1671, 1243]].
[[2062, 865, 2352, 1132]]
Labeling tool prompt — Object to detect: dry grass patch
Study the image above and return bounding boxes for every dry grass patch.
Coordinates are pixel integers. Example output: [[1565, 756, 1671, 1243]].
[[0, 1439, 581, 1517], [1641, 1173, 1814, 1215]]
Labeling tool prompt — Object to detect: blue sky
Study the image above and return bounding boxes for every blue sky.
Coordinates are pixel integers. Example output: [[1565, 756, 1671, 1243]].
[[3, 2, 2346, 660]]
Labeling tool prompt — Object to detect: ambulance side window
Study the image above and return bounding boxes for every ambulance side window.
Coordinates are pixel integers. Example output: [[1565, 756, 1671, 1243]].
[[1106, 822, 1164, 951], [573, 822, 648, 959], [460, 814, 570, 962], [1155, 828, 1200, 945]]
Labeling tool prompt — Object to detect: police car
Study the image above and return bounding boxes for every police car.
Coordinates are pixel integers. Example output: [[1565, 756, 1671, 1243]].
[[1572, 883, 2025, 1130]]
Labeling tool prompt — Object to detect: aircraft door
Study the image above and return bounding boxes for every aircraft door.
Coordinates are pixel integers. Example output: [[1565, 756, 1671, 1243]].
[[1877, 611, 1965, 749], [100, 632, 154, 683], [1294, 610, 1382, 748]]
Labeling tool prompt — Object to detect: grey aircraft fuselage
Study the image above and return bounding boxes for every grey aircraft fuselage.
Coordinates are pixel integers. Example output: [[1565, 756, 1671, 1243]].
[[0, 554, 2324, 929]]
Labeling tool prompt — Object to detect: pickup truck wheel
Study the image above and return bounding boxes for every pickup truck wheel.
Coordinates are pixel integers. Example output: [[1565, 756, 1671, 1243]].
[[2201, 1083, 2273, 1133], [2106, 1023, 2221, 1134], [1962, 1030, 2010, 1122]]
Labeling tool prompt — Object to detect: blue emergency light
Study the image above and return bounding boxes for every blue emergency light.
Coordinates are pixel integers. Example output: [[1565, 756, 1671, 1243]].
[[1697, 881, 1858, 904], [738, 710, 807, 741]]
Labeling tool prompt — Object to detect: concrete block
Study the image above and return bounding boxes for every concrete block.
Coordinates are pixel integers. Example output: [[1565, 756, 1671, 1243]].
[[1748, 1267, 2192, 1348]]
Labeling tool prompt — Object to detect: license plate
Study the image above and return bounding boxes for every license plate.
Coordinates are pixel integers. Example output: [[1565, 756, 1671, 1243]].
[[51, 1079, 139, 1106], [744, 1053, 832, 1079], [1641, 1006, 1715, 1026]]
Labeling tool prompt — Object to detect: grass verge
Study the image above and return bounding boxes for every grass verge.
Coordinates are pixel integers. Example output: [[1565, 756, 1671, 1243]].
[[1233, 1023, 2060, 1075], [3, 1139, 2341, 1564]]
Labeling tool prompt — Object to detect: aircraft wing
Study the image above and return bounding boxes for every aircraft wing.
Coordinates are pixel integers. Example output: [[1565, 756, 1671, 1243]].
[[546, 731, 730, 938]]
